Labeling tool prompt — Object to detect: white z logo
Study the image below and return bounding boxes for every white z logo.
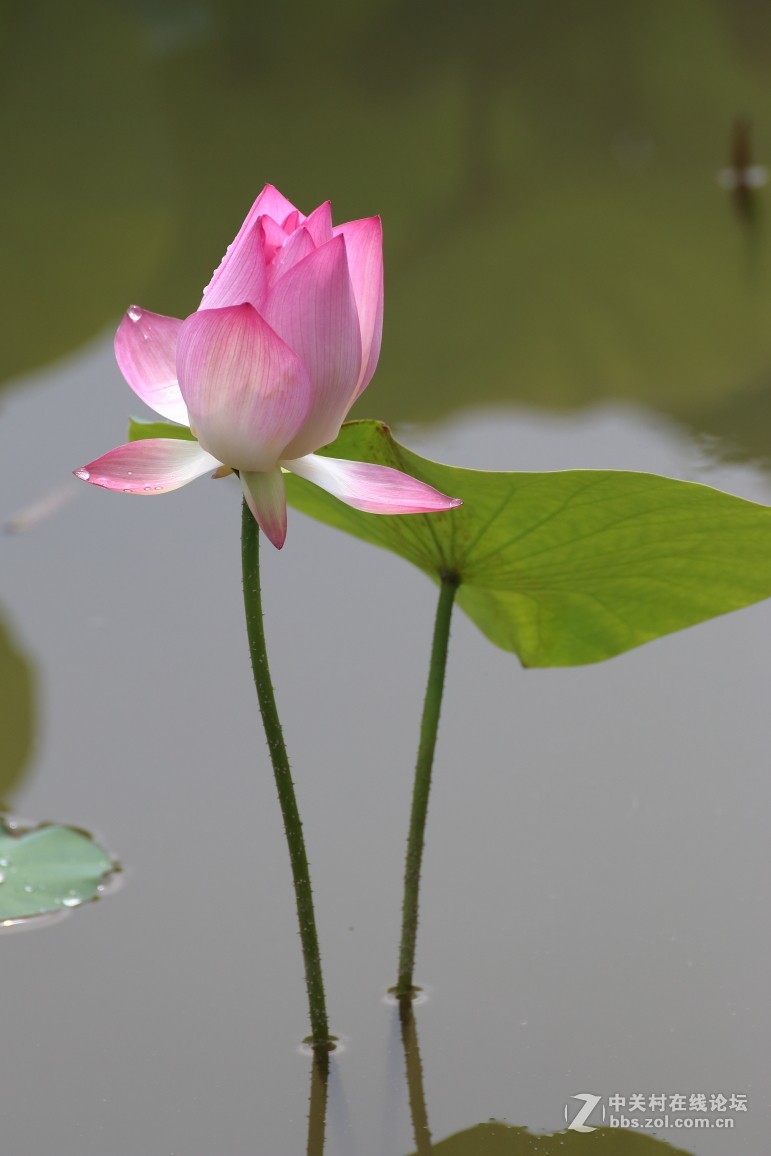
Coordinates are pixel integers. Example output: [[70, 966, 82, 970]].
[[565, 1093, 603, 1132]]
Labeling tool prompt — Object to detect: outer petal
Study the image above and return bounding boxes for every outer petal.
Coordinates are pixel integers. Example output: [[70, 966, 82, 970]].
[[200, 221, 268, 311], [241, 467, 287, 549], [74, 439, 220, 494], [200, 184, 297, 308], [177, 304, 313, 473], [114, 307, 188, 424], [333, 216, 383, 395], [283, 453, 462, 514], [264, 236, 362, 459], [251, 185, 299, 223]]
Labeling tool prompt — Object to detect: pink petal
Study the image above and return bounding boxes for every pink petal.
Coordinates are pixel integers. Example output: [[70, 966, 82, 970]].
[[283, 454, 462, 514], [200, 221, 268, 311], [241, 467, 287, 549], [74, 439, 220, 494], [333, 217, 383, 395], [253, 185, 300, 223], [268, 225, 315, 287], [303, 201, 333, 246], [260, 215, 290, 263], [264, 236, 362, 459], [281, 209, 302, 233], [199, 185, 298, 310], [177, 304, 313, 473], [239, 185, 299, 233], [114, 307, 188, 425]]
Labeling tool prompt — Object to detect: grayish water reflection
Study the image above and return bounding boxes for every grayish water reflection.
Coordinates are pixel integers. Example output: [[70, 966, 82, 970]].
[[0, 337, 768, 1153]]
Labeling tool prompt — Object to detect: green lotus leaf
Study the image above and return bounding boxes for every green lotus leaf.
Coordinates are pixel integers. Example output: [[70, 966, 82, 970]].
[[128, 418, 197, 443], [286, 421, 771, 666]]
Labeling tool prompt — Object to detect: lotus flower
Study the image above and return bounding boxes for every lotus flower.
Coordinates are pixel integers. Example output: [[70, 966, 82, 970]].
[[75, 185, 460, 547]]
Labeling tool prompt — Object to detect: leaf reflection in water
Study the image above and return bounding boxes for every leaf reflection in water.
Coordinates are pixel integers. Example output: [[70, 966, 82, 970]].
[[399, 997, 693, 1156]]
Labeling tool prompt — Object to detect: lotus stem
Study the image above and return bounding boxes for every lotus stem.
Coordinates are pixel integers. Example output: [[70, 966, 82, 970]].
[[241, 500, 331, 1051], [395, 572, 459, 996]]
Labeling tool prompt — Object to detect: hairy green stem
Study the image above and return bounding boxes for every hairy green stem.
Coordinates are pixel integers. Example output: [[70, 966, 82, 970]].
[[241, 500, 331, 1050], [396, 573, 459, 996]]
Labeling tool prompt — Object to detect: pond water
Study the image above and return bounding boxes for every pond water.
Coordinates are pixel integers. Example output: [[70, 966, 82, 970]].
[[2, 3, 771, 1154]]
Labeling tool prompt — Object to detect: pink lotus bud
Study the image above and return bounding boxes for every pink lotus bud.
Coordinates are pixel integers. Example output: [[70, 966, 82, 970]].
[[75, 186, 460, 547]]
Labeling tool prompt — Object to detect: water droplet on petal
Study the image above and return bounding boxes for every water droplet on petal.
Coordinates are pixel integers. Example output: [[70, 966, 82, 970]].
[[75, 468, 90, 481], [127, 306, 142, 322]]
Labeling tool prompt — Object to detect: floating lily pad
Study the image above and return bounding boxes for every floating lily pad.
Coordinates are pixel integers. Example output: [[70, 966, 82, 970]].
[[413, 1121, 692, 1154], [0, 822, 117, 925], [128, 417, 771, 667]]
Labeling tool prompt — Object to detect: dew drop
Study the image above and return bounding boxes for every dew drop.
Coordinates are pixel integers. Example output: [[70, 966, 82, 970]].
[[75, 468, 90, 481], [0, 857, 9, 867], [127, 306, 142, 322], [23, 885, 34, 894], [61, 897, 81, 908], [0, 872, 6, 885]]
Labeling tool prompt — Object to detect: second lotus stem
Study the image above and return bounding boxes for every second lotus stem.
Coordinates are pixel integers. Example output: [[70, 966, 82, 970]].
[[395, 571, 459, 996]]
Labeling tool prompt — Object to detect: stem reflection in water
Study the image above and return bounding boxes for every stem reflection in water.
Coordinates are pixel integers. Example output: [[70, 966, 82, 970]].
[[399, 996, 434, 1155], [306, 1049, 330, 1156]]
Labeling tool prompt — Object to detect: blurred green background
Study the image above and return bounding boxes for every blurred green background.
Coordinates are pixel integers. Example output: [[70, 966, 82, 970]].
[[5, 0, 771, 459]]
